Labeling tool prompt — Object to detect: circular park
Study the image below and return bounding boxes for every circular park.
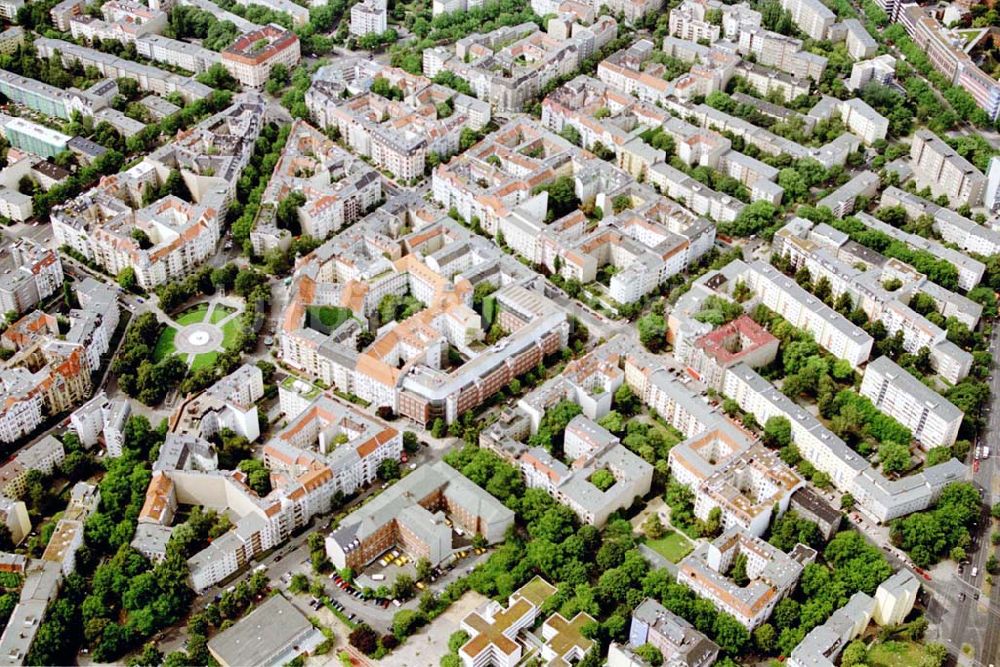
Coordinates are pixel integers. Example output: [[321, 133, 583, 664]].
[[152, 301, 243, 370]]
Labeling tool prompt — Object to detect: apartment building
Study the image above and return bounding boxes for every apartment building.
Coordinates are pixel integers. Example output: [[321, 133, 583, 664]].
[[669, 420, 801, 537], [737, 27, 827, 80], [906, 6, 1000, 121], [0, 301, 115, 447], [735, 60, 811, 101], [816, 171, 880, 217], [682, 315, 779, 390], [789, 592, 875, 667], [262, 393, 401, 498], [0, 189, 30, 222], [910, 129, 986, 207], [669, 0, 761, 42], [70, 0, 167, 44], [431, 116, 575, 231], [69, 391, 131, 455], [53, 96, 264, 288], [779, 0, 833, 39], [723, 362, 967, 522], [880, 185, 1000, 263], [4, 119, 70, 160], [325, 460, 514, 570], [261, 119, 381, 240], [691, 104, 861, 169], [678, 528, 806, 630], [842, 18, 877, 59], [0, 241, 62, 318], [222, 25, 301, 89], [772, 219, 973, 383], [851, 209, 984, 291], [139, 456, 340, 591], [516, 415, 653, 527], [50, 0, 85, 30], [500, 180, 715, 304], [135, 34, 221, 74], [34, 38, 212, 102], [308, 65, 488, 182], [172, 364, 265, 444], [363, 281, 568, 424], [873, 570, 919, 626], [838, 98, 889, 145], [628, 599, 720, 667], [737, 260, 873, 366], [849, 53, 896, 91], [0, 70, 105, 121], [0, 435, 65, 499], [860, 356, 962, 450], [987, 156, 1000, 213], [350, 0, 386, 36], [423, 21, 609, 112]]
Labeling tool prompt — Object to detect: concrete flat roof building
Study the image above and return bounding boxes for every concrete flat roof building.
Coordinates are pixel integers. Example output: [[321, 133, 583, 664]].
[[207, 594, 324, 667]]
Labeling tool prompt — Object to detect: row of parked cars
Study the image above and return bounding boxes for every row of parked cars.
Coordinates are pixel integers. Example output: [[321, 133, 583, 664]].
[[330, 571, 397, 609]]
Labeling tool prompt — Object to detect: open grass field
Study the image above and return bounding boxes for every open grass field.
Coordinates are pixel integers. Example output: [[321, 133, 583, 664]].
[[867, 641, 925, 667], [176, 303, 209, 326], [191, 352, 218, 370], [153, 326, 178, 362], [645, 530, 694, 563], [210, 304, 236, 323], [221, 318, 241, 349]]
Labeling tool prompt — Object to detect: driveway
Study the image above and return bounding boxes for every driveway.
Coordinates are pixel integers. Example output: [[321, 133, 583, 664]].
[[378, 591, 488, 667]]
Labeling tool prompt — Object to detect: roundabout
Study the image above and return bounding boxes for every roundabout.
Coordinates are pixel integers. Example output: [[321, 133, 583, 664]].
[[153, 301, 244, 370], [174, 323, 224, 355]]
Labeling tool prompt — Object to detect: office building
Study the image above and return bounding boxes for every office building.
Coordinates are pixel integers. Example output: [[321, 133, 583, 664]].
[[326, 461, 514, 571]]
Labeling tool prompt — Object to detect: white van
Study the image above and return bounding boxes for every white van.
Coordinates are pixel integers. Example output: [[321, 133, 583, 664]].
[[371, 574, 386, 582], [972, 566, 979, 578]]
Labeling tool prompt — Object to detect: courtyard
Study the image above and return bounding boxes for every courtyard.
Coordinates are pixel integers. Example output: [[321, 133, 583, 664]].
[[153, 301, 244, 370]]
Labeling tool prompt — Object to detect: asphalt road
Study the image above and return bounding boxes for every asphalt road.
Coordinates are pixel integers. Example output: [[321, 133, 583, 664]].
[[946, 325, 1000, 666]]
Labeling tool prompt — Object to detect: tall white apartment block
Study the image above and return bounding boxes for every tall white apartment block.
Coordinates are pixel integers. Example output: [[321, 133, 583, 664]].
[[860, 356, 962, 450], [739, 260, 873, 367], [848, 54, 896, 91], [985, 155, 1000, 212], [779, 0, 834, 40], [350, 0, 386, 36], [843, 19, 877, 60], [910, 129, 986, 207]]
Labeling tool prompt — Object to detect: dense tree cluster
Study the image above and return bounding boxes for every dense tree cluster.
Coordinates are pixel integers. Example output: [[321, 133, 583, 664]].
[[799, 207, 961, 291], [166, 5, 240, 50], [443, 445, 750, 658], [891, 482, 981, 567], [231, 123, 291, 249], [388, 0, 541, 74], [111, 312, 187, 405]]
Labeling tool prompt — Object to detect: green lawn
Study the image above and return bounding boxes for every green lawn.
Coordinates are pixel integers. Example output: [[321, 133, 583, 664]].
[[191, 352, 218, 370], [221, 318, 241, 349], [210, 304, 237, 323], [867, 641, 925, 667], [176, 303, 209, 325], [645, 530, 694, 563], [306, 305, 353, 334], [153, 326, 178, 362]]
